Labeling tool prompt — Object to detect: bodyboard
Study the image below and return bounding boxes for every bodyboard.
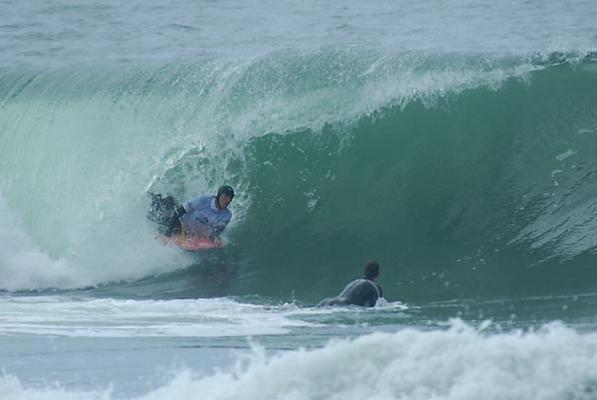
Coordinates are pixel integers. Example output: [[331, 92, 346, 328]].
[[158, 234, 222, 251]]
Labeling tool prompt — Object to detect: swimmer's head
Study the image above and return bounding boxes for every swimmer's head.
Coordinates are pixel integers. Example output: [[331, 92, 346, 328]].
[[363, 261, 380, 279]]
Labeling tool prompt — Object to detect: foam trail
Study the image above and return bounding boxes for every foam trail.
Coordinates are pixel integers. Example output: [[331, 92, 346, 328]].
[[0, 296, 316, 337]]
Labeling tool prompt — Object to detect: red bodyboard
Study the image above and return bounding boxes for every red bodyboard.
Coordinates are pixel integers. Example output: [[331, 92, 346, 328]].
[[158, 235, 222, 251]]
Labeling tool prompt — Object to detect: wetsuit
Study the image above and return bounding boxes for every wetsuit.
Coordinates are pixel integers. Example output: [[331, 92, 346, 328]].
[[318, 278, 383, 307]]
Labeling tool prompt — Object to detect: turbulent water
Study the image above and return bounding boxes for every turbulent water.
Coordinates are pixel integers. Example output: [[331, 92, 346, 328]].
[[2, 0, 597, 399]]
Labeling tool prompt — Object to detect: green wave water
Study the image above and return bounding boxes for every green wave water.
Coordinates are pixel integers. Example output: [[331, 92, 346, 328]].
[[1, 51, 597, 303]]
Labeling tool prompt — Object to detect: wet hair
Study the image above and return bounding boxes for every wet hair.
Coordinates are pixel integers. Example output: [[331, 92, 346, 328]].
[[217, 185, 235, 199], [363, 260, 380, 279]]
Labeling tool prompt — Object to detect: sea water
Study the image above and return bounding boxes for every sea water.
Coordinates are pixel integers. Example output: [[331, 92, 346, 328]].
[[1, 0, 597, 399]]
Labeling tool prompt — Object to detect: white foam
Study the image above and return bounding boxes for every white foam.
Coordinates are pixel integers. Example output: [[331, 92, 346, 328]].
[[141, 322, 597, 400], [0, 296, 317, 337], [0, 195, 87, 290], [3, 320, 597, 400], [0, 190, 193, 291]]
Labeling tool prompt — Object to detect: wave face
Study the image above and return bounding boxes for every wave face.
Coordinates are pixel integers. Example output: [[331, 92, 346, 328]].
[[1, 51, 597, 301]]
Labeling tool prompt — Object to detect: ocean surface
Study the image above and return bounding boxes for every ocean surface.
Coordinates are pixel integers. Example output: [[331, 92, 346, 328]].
[[2, 0, 597, 399]]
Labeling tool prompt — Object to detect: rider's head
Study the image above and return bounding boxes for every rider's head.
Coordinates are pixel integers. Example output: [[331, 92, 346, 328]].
[[216, 185, 235, 209]]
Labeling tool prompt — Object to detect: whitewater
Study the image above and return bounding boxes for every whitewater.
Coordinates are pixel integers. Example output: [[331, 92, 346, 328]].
[[2, 0, 597, 399]]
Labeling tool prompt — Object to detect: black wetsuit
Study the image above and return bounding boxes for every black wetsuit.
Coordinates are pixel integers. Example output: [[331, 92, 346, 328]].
[[318, 278, 383, 308], [146, 193, 185, 236]]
